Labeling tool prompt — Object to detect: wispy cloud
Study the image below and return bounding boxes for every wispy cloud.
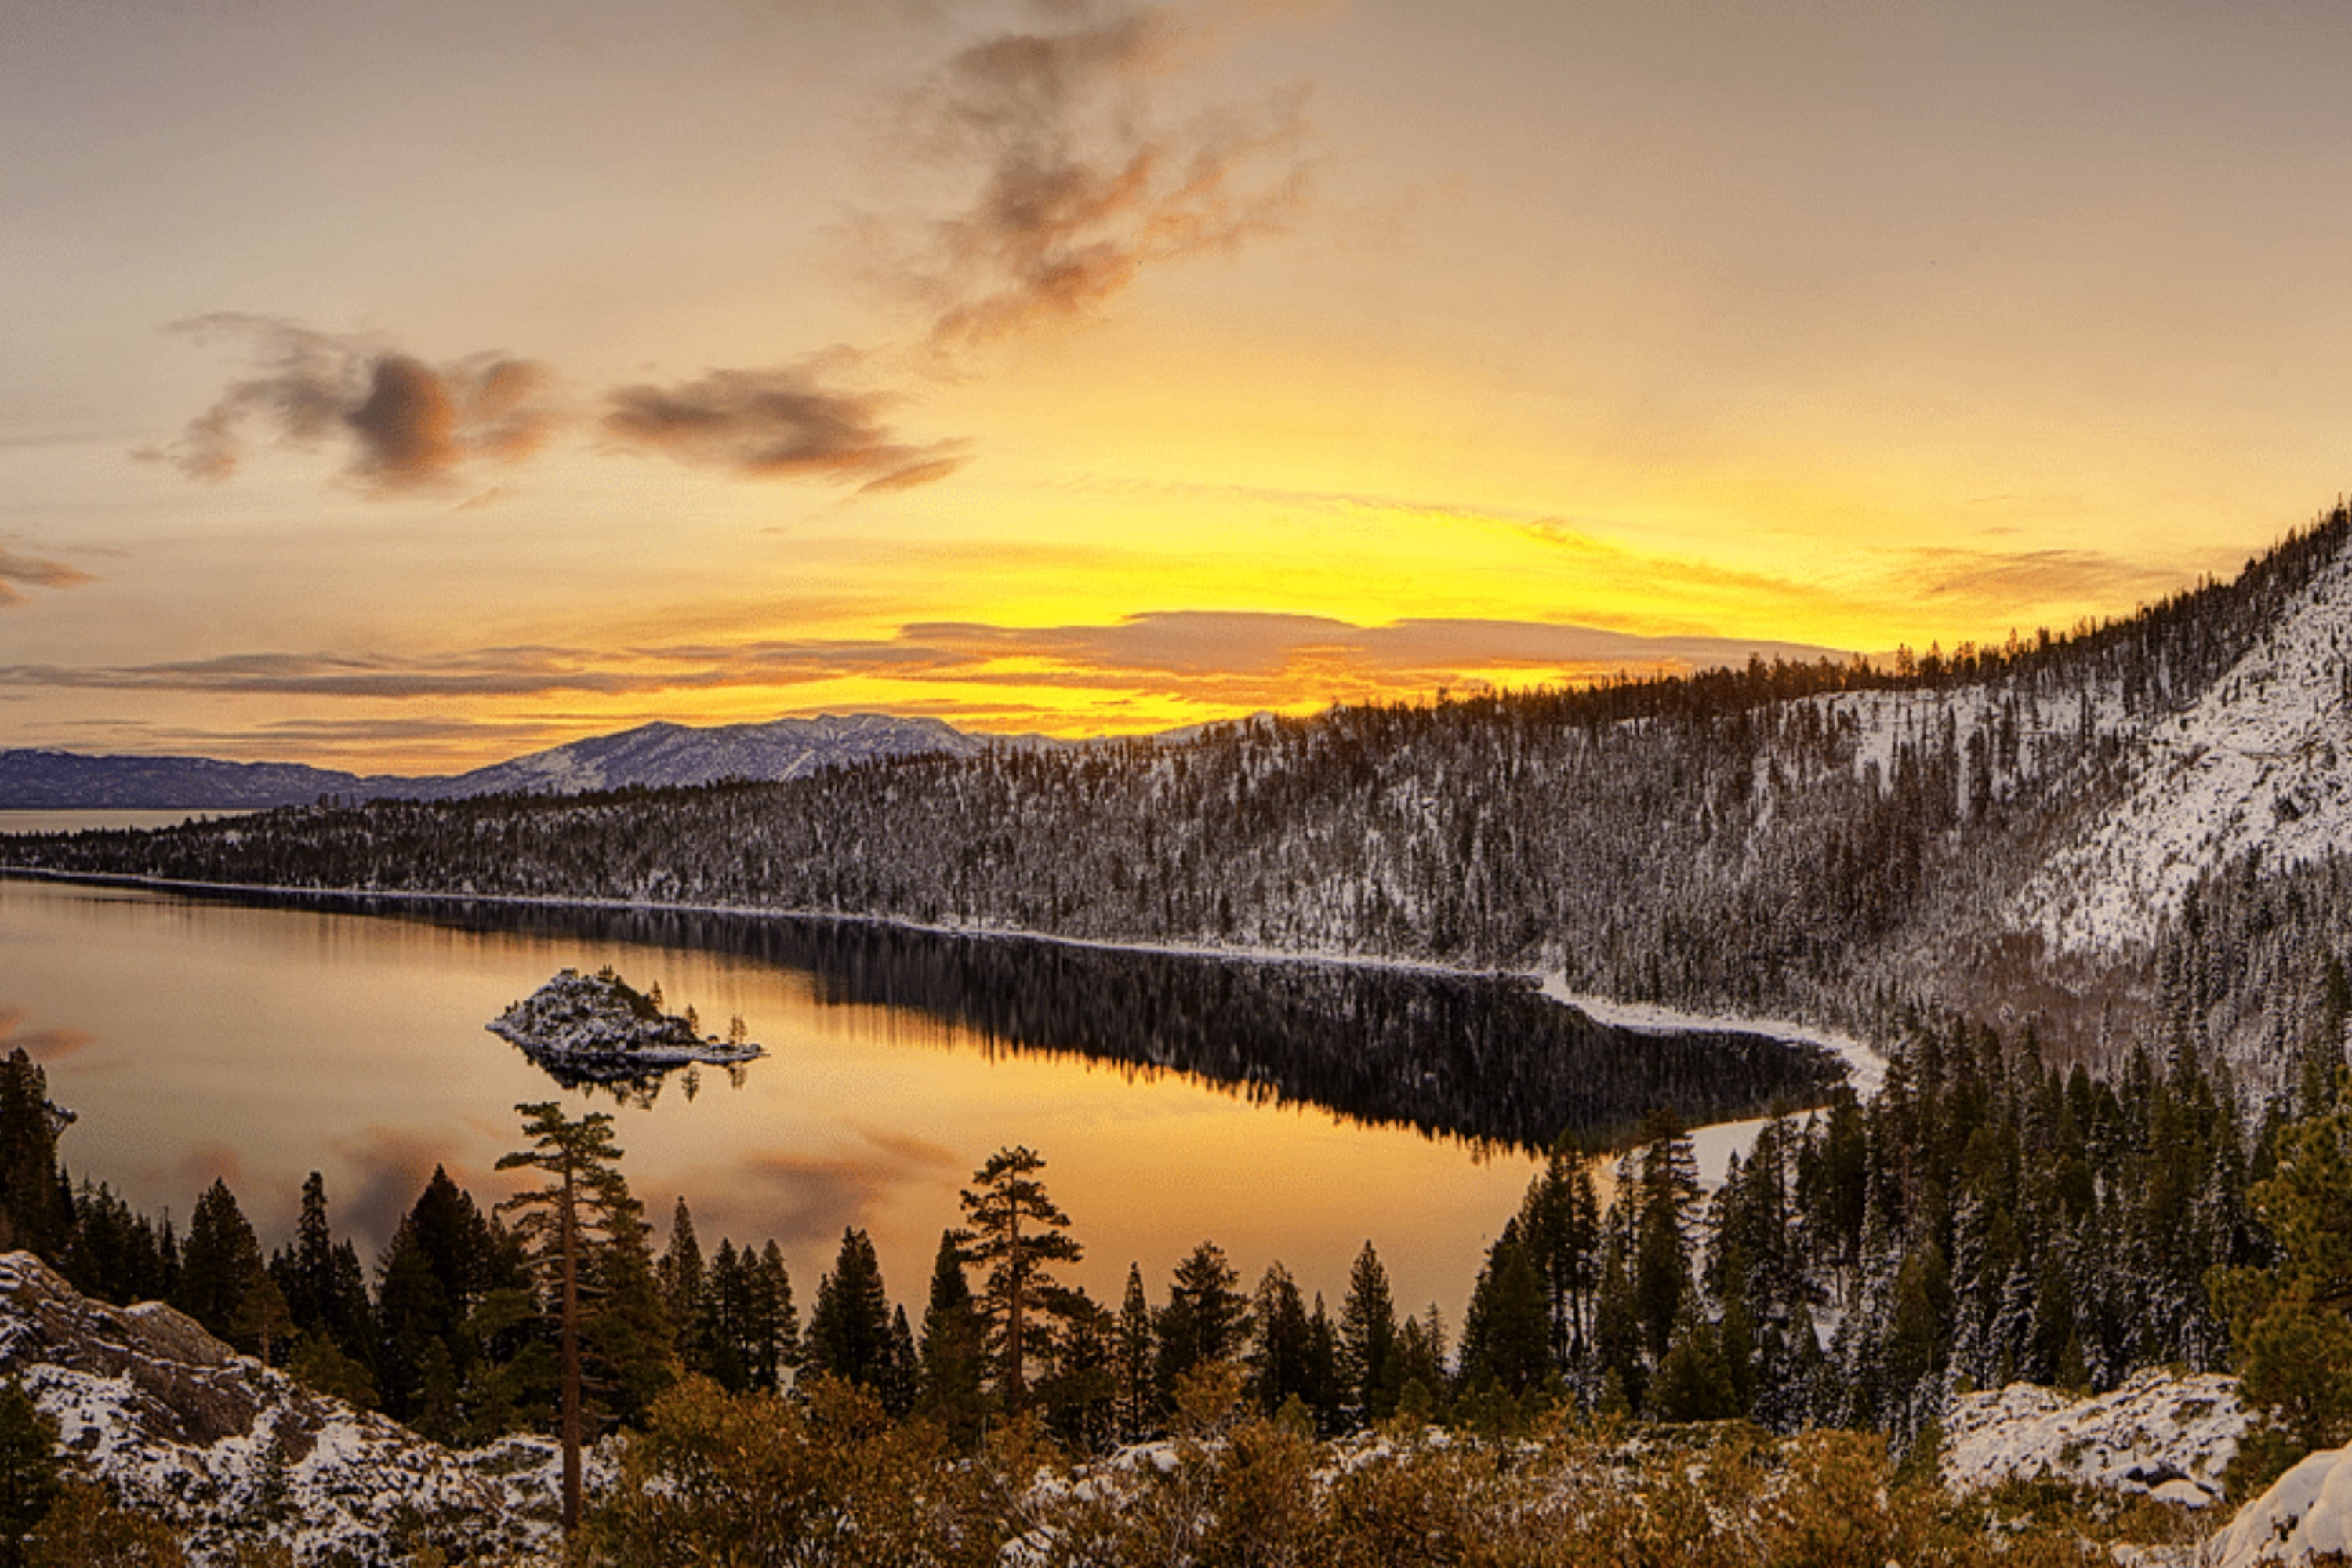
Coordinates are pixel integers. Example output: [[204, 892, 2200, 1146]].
[[0, 612, 1849, 725], [603, 357, 968, 491], [1892, 546, 2189, 619], [0, 546, 94, 608], [0, 648, 741, 701], [146, 314, 555, 493], [892, 2, 1316, 350]]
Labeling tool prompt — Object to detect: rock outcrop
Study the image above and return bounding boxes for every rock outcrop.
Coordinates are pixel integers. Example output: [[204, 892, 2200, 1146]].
[[0, 1250, 577, 1564], [1941, 1370, 2247, 1509]]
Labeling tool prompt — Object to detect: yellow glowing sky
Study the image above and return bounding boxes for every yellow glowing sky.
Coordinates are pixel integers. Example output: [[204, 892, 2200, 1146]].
[[5, 0, 2350, 769]]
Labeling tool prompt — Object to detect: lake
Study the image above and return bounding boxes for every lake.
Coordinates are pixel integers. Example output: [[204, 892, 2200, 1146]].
[[0, 872, 1840, 1327]]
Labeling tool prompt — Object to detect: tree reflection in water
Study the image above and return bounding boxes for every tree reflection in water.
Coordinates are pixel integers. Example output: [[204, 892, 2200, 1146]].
[[230, 891, 1846, 1152]]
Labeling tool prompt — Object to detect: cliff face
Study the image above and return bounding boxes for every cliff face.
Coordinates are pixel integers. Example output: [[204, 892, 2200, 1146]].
[[0, 1251, 575, 1563]]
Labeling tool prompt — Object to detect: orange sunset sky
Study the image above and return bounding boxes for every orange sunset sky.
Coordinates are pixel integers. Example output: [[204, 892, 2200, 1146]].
[[6, 0, 2351, 771]]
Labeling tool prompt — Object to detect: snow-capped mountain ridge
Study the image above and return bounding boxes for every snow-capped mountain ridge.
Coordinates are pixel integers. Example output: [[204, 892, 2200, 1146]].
[[0, 712, 996, 809], [436, 712, 991, 797]]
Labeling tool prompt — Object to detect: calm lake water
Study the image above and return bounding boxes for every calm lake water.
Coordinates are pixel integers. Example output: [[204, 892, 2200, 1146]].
[[0, 872, 1836, 1324]]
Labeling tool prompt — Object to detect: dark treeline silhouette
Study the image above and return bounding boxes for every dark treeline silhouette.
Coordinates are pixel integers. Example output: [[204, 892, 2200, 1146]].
[[11, 507, 2350, 1069]]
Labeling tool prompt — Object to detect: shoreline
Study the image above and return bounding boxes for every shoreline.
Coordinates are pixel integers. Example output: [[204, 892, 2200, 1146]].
[[0, 863, 1878, 1089]]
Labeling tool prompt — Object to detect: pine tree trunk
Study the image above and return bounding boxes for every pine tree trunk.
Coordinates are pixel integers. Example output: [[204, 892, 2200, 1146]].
[[561, 1164, 582, 1537], [1005, 1210, 1025, 1410]]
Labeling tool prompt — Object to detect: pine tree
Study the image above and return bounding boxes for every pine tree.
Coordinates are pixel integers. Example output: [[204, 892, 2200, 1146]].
[[1036, 1287, 1119, 1453], [806, 1227, 895, 1393], [581, 1177, 673, 1428], [376, 1166, 499, 1428], [881, 1305, 919, 1419], [1457, 1224, 1550, 1400], [2212, 1085, 2352, 1457], [1113, 1262, 1157, 1441], [1156, 1241, 1249, 1396], [0, 1053, 68, 1262], [0, 1379, 60, 1568], [1338, 1240, 1399, 1425], [1517, 1149, 1600, 1370], [1633, 1112, 1700, 1359], [917, 1229, 989, 1446], [270, 1172, 373, 1373], [495, 1100, 638, 1538], [1305, 1293, 1343, 1436], [1650, 1301, 1738, 1422], [699, 1239, 749, 1389], [1245, 1262, 1316, 1414], [952, 1145, 1083, 1412], [176, 1178, 264, 1346], [757, 1240, 800, 1385], [657, 1197, 706, 1366]]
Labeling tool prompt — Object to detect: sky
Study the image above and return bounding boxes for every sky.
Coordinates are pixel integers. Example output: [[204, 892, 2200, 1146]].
[[8, 0, 2352, 771]]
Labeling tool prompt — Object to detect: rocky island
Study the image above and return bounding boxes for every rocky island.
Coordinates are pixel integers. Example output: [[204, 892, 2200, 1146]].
[[488, 967, 763, 1086]]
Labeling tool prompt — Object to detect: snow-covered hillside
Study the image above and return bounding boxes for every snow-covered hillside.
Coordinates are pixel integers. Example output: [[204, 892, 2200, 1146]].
[[0, 1251, 590, 1563], [434, 712, 992, 797], [2016, 551, 2352, 955]]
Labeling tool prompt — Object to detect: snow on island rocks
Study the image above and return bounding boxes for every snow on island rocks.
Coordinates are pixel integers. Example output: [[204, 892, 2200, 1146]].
[[0, 1250, 597, 1563], [1941, 1370, 2246, 1509], [488, 967, 761, 1084]]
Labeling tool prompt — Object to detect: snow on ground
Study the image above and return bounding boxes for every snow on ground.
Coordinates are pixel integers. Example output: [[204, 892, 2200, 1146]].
[[2210, 1444, 2352, 1566], [1942, 1370, 2246, 1509], [2015, 552, 2352, 955], [1811, 679, 2139, 811], [1541, 976, 1889, 1097]]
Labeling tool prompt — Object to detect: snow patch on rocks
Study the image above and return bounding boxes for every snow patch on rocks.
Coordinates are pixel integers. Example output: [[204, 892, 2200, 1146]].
[[1943, 1370, 2245, 1508], [2210, 1445, 2352, 1566], [0, 1250, 597, 1564]]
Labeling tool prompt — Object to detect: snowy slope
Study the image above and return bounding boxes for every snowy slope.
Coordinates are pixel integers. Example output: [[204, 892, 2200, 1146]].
[[0, 1250, 590, 1564], [2015, 553, 2352, 954], [2212, 1443, 2352, 1566]]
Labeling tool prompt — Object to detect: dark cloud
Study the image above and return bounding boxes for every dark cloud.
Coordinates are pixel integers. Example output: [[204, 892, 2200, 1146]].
[[0, 546, 96, 608], [0, 548, 94, 591], [896, 4, 1315, 349], [604, 360, 968, 491], [151, 315, 554, 492]]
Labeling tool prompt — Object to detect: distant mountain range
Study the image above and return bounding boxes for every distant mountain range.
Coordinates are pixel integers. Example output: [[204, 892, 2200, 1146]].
[[0, 713, 1003, 809]]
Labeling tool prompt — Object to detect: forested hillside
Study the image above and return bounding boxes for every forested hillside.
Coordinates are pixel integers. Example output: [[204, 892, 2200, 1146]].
[[14, 508, 2352, 1070]]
